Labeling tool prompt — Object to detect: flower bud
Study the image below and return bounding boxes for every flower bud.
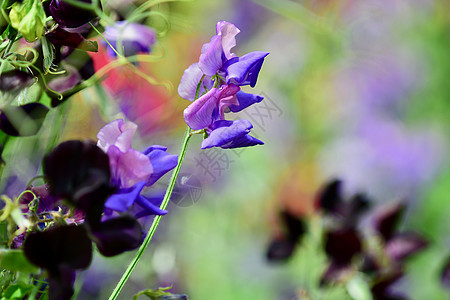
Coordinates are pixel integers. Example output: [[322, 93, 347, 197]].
[[9, 0, 46, 42]]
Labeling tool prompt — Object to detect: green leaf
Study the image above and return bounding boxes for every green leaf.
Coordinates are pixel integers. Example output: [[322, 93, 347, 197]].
[[78, 40, 98, 52], [133, 286, 172, 300], [346, 275, 373, 300], [0, 249, 39, 274], [3, 282, 33, 299]]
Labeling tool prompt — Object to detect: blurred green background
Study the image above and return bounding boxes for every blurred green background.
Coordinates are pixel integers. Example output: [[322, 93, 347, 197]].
[[3, 0, 450, 299]]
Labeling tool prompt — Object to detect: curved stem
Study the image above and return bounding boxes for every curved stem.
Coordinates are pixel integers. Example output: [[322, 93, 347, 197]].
[[108, 126, 192, 300]]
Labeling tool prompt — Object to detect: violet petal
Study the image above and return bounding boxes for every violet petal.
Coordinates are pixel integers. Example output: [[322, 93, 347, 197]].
[[201, 119, 263, 149], [143, 145, 178, 186], [228, 91, 264, 112], [178, 63, 213, 101], [104, 181, 146, 212], [225, 51, 269, 87]]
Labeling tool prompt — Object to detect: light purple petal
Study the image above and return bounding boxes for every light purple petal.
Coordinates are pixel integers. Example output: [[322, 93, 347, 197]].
[[104, 181, 146, 212], [198, 35, 223, 76], [97, 119, 137, 153], [216, 21, 240, 60], [225, 51, 269, 87], [229, 91, 264, 112], [183, 85, 240, 130], [117, 149, 153, 188], [178, 63, 213, 101], [201, 119, 264, 149], [143, 145, 179, 186], [183, 88, 218, 130]]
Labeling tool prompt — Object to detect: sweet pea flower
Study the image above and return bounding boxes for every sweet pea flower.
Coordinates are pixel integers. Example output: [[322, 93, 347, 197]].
[[178, 21, 268, 99], [97, 119, 178, 214], [178, 21, 267, 149], [102, 21, 156, 57]]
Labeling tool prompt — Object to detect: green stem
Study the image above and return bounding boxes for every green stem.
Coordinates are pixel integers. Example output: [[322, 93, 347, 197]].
[[108, 126, 193, 300]]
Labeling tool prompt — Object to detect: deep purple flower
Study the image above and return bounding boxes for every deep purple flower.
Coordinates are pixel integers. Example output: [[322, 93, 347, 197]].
[[102, 21, 156, 57], [0, 103, 49, 136], [49, 0, 100, 28]]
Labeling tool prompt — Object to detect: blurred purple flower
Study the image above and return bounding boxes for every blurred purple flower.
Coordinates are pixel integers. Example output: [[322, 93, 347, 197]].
[[102, 21, 156, 57]]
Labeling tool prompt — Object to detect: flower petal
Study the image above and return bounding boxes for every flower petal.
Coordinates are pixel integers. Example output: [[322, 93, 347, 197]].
[[104, 181, 146, 212], [97, 119, 137, 153], [183, 88, 218, 130], [178, 63, 213, 101], [135, 194, 167, 216], [143, 145, 178, 186], [228, 91, 264, 112], [91, 215, 143, 257], [216, 21, 240, 60], [110, 147, 153, 188], [198, 35, 223, 76], [201, 119, 263, 149], [385, 232, 427, 262], [225, 51, 269, 87]]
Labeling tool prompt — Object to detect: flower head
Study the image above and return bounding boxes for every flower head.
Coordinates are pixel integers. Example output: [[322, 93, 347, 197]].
[[178, 21, 268, 150], [97, 120, 177, 214]]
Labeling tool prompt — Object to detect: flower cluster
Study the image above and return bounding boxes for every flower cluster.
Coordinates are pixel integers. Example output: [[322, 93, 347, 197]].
[[6, 120, 178, 299], [266, 179, 428, 300], [178, 21, 269, 149]]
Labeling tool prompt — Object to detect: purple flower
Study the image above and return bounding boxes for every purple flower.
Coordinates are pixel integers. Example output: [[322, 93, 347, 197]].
[[201, 119, 263, 149], [178, 21, 268, 149], [102, 21, 156, 57], [178, 21, 268, 99], [97, 119, 177, 213]]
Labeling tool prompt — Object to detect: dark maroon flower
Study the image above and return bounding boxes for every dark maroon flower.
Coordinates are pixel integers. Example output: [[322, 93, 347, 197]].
[[385, 232, 427, 262], [372, 202, 405, 241], [23, 225, 92, 300], [43, 140, 114, 225], [0, 103, 49, 136], [0, 70, 35, 92], [91, 215, 143, 257], [321, 228, 362, 285], [266, 210, 305, 262], [315, 179, 370, 227], [371, 272, 408, 300], [441, 256, 450, 289], [49, 0, 100, 28], [47, 26, 98, 51]]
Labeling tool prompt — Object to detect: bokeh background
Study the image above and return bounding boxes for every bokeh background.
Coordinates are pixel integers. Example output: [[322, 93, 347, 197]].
[[3, 0, 450, 299]]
